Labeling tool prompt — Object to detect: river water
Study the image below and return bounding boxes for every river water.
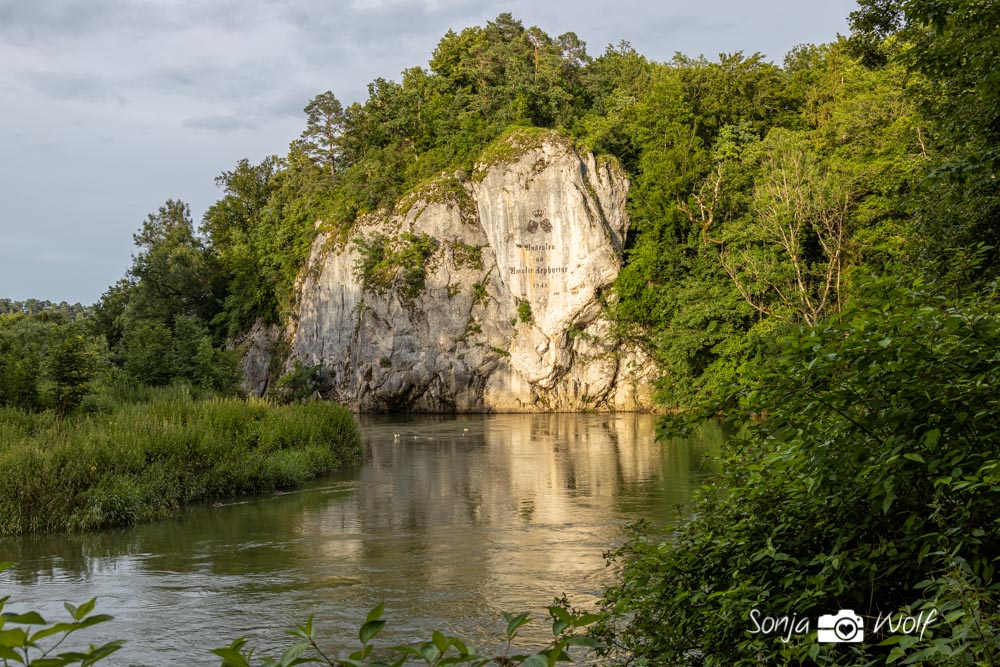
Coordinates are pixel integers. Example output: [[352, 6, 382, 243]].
[[0, 413, 720, 666]]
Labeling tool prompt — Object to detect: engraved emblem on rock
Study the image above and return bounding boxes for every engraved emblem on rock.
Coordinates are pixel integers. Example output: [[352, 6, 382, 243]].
[[526, 209, 551, 234]]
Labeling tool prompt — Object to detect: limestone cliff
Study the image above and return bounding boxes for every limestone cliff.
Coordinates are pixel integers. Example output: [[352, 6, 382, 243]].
[[245, 131, 655, 411]]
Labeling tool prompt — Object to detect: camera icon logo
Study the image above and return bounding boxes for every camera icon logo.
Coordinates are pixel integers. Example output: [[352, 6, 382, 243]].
[[817, 609, 864, 643]]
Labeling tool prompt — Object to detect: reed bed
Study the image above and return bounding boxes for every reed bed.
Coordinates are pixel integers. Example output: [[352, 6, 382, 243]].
[[0, 386, 361, 534]]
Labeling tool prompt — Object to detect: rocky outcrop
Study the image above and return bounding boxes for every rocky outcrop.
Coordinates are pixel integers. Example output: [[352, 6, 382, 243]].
[[246, 131, 655, 412]]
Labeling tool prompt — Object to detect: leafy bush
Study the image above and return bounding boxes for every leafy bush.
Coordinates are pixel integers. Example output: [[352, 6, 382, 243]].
[[352, 233, 440, 299], [517, 301, 533, 324], [272, 361, 327, 403], [597, 274, 1000, 665]]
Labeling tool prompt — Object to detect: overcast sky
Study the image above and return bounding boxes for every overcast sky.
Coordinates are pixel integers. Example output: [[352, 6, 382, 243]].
[[0, 0, 859, 304]]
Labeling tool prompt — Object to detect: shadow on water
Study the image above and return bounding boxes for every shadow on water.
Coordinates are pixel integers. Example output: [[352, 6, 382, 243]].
[[1, 413, 720, 666]]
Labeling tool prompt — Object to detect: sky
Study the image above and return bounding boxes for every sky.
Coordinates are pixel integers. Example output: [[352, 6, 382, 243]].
[[0, 0, 860, 304]]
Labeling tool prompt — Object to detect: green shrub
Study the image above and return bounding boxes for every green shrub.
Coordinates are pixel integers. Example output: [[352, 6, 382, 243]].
[[352, 233, 440, 299], [597, 275, 1000, 665], [517, 301, 533, 324]]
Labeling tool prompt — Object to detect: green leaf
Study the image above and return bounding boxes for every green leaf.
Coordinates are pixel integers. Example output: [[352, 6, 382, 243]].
[[546, 606, 572, 625], [571, 613, 601, 627], [418, 643, 441, 664], [366, 602, 385, 624], [212, 647, 252, 667], [288, 615, 315, 640], [348, 643, 373, 661], [505, 612, 531, 637], [0, 628, 28, 647], [74, 599, 96, 620], [359, 619, 386, 644], [277, 642, 310, 666], [31, 623, 77, 642], [882, 490, 896, 513], [565, 636, 600, 649], [432, 630, 448, 653], [76, 614, 114, 630], [0, 644, 24, 663], [5, 612, 46, 625]]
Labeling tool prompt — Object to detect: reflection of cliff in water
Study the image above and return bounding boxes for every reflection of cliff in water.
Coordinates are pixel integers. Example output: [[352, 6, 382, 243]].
[[285, 413, 721, 630], [0, 414, 720, 665], [351, 413, 719, 531]]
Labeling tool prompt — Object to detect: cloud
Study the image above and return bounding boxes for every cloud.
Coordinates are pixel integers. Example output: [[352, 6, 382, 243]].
[[16, 68, 118, 102], [0, 0, 123, 43], [181, 114, 260, 133]]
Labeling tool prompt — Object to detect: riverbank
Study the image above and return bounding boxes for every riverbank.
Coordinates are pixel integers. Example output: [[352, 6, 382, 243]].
[[0, 386, 361, 535]]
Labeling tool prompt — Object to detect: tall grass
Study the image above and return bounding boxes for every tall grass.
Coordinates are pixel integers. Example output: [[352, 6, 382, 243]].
[[0, 385, 361, 535]]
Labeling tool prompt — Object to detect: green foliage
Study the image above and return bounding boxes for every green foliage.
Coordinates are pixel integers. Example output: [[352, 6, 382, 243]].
[[47, 325, 100, 416], [611, 41, 923, 408], [0, 314, 106, 414], [127, 199, 220, 327], [472, 127, 556, 179], [352, 233, 440, 299], [0, 299, 91, 320], [597, 267, 1000, 665], [271, 362, 326, 404], [0, 316, 47, 412], [0, 564, 124, 666], [516, 301, 532, 324], [446, 242, 483, 270], [302, 92, 346, 179], [849, 0, 1000, 272], [214, 602, 601, 666], [0, 585, 602, 667], [0, 386, 361, 534]]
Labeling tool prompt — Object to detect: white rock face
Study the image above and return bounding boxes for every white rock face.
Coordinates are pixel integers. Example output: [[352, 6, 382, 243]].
[[255, 132, 655, 411]]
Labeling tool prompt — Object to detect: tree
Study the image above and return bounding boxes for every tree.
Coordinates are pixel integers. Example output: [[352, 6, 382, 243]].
[[599, 270, 1000, 665], [121, 319, 174, 386], [128, 199, 219, 327], [849, 0, 1000, 271], [302, 91, 345, 179], [48, 325, 98, 415], [0, 318, 43, 411], [720, 128, 853, 326]]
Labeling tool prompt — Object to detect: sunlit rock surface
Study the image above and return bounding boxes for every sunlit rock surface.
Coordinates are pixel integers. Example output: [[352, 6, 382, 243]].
[[247, 132, 655, 411]]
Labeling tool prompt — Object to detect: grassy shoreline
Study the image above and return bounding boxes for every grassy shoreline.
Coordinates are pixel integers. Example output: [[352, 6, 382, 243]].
[[0, 386, 362, 535]]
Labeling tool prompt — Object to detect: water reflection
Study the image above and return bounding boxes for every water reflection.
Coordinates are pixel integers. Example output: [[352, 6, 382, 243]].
[[1, 414, 720, 666]]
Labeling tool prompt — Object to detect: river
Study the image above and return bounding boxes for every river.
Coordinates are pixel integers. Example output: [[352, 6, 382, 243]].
[[0, 413, 720, 666]]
